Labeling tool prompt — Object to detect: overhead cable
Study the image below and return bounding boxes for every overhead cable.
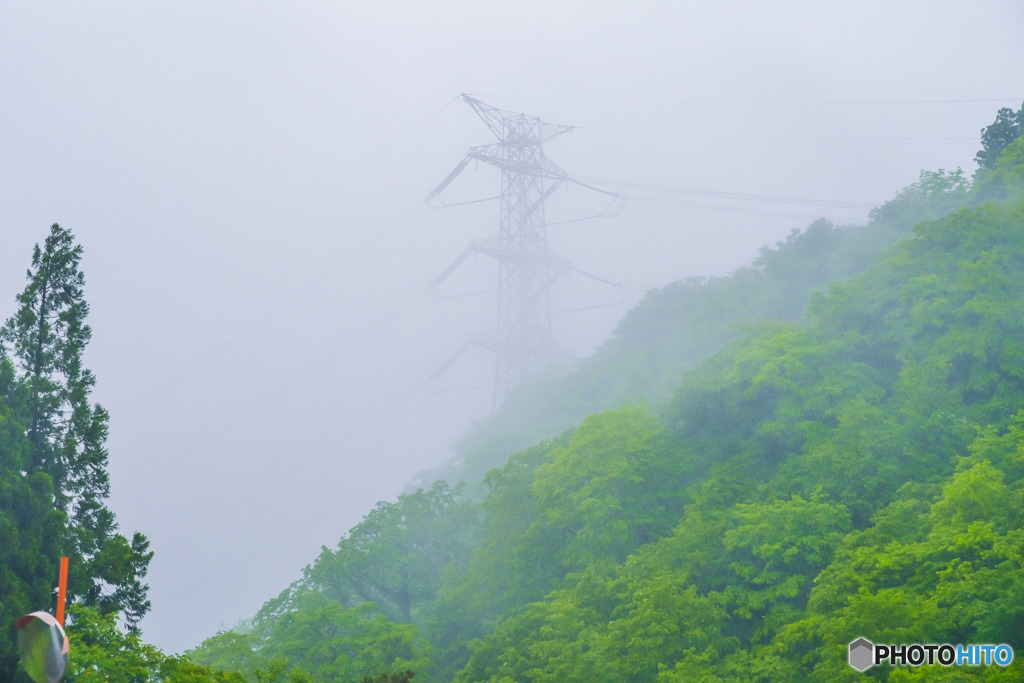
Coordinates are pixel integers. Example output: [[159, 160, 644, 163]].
[[577, 176, 874, 209], [465, 93, 1023, 106]]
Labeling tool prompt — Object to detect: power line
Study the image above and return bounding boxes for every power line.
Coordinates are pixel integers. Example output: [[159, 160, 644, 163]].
[[574, 125, 976, 142], [622, 194, 834, 221], [385, 95, 462, 144], [163, 393, 455, 604], [116, 196, 430, 418], [576, 176, 875, 209], [466, 93, 1023, 106], [117, 95, 465, 418], [115, 272, 438, 490]]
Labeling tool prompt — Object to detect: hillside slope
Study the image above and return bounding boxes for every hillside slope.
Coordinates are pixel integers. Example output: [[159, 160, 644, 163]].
[[191, 107, 1024, 682], [439, 165, 973, 489]]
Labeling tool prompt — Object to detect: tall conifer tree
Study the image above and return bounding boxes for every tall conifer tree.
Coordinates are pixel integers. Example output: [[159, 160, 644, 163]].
[[2, 224, 152, 630]]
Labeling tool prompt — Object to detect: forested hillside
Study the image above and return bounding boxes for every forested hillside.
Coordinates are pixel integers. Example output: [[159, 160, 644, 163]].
[[433, 167, 973, 490], [186, 105, 1024, 681], [3, 102, 1022, 680]]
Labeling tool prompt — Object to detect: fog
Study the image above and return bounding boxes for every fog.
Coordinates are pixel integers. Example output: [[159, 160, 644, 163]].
[[1, 1, 1022, 653]]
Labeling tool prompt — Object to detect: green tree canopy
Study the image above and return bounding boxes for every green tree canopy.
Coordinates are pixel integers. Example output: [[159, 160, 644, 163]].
[[975, 102, 1024, 170], [1, 224, 151, 630]]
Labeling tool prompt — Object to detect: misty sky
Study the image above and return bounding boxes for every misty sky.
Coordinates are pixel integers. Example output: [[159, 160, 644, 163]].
[[2, 2, 1022, 654]]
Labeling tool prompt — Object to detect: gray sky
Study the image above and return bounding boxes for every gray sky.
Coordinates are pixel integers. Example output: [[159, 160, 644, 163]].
[[2, 2, 1022, 654]]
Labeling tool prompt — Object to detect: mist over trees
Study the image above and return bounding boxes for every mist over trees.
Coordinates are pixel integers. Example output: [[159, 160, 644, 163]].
[[3, 102, 1024, 679], [182, 104, 1024, 680], [975, 105, 1024, 170]]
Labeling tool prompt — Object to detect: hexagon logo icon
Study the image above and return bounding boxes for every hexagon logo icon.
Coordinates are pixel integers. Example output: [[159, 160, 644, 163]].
[[849, 637, 874, 671]]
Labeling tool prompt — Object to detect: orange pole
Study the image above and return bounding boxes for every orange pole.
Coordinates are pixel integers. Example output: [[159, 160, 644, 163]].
[[56, 556, 69, 626]]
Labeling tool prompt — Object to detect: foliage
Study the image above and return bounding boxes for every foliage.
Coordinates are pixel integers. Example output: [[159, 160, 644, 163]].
[[417, 434, 569, 678], [441, 146, 1024, 679], [17, 108, 1024, 681], [191, 594, 431, 682], [0, 225, 156, 678], [440, 188, 1024, 679], [429, 187, 928, 489], [975, 102, 1024, 170], [180, 106, 1024, 680], [63, 604, 245, 682], [361, 671, 415, 683], [1, 224, 152, 630], [868, 168, 970, 226], [973, 135, 1024, 204], [191, 483, 468, 680], [301, 480, 480, 625], [0, 359, 64, 680]]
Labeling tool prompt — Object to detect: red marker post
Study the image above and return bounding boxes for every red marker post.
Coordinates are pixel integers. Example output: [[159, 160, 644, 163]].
[[55, 556, 68, 626]]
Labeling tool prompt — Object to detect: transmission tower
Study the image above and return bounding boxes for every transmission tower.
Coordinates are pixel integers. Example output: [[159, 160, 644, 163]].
[[430, 95, 577, 410]]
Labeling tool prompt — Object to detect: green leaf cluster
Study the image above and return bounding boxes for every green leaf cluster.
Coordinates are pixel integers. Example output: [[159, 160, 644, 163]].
[[190, 483, 469, 681], [61, 603, 246, 682]]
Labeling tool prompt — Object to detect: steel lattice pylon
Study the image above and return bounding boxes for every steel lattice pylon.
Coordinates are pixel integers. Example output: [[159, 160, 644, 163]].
[[466, 95, 573, 410], [429, 96, 626, 409], [431, 95, 575, 410]]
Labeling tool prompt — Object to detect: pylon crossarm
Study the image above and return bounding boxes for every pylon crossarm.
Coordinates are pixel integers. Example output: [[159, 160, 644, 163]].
[[462, 94, 573, 144], [467, 240, 501, 260], [430, 157, 472, 197], [469, 242, 568, 269], [428, 341, 474, 382], [467, 146, 569, 181], [461, 94, 509, 140]]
